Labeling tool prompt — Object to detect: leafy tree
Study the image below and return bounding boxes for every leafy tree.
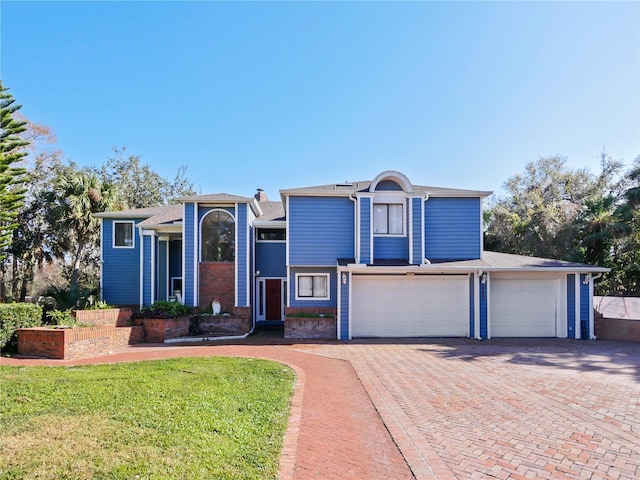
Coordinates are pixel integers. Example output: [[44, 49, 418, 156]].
[[484, 155, 621, 260], [46, 165, 125, 295], [0, 82, 29, 260], [99, 147, 196, 209]]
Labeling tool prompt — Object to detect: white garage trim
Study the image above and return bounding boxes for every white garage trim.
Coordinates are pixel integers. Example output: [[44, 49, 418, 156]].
[[351, 274, 469, 337]]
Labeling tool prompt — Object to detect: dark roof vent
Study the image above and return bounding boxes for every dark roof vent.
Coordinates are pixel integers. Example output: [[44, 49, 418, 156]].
[[336, 181, 354, 187]]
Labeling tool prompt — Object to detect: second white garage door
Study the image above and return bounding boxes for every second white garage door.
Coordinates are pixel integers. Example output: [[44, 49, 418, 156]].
[[490, 277, 559, 337], [351, 275, 469, 337]]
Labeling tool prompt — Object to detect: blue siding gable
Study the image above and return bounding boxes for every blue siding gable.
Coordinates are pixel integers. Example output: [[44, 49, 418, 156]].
[[424, 197, 481, 260], [289, 196, 354, 265]]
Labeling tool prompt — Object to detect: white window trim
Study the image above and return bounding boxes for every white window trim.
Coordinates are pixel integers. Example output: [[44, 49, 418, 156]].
[[113, 220, 136, 249], [372, 202, 406, 236], [294, 273, 331, 301], [198, 208, 236, 262]]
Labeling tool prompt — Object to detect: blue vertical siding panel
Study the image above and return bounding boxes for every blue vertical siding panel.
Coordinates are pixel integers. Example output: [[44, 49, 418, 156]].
[[237, 204, 247, 306], [412, 198, 422, 265], [580, 275, 590, 339], [360, 198, 371, 264], [567, 274, 576, 338], [256, 243, 287, 277], [469, 275, 475, 338], [156, 239, 168, 302], [184, 203, 195, 306], [101, 218, 141, 305], [340, 277, 350, 340], [289, 267, 337, 308], [424, 198, 482, 260], [479, 280, 488, 339], [373, 236, 409, 260], [142, 235, 153, 306], [289, 197, 354, 265]]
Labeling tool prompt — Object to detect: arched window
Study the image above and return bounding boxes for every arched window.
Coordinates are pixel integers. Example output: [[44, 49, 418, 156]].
[[201, 210, 235, 262]]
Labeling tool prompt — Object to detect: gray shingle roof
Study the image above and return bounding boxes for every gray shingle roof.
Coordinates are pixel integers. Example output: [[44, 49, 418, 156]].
[[280, 181, 492, 197]]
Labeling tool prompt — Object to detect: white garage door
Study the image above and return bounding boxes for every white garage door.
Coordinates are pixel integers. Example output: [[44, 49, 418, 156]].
[[351, 275, 469, 337], [490, 277, 558, 337]]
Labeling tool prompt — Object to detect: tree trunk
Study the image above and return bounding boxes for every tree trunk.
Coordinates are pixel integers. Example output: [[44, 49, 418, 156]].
[[70, 241, 84, 296]]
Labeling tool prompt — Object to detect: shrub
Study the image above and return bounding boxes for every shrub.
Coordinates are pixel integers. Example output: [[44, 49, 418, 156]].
[[136, 301, 191, 319], [0, 303, 43, 350], [46, 309, 78, 327]]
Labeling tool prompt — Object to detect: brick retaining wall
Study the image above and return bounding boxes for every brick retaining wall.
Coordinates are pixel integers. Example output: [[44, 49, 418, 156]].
[[17, 326, 144, 360], [285, 316, 337, 339], [595, 317, 640, 342], [141, 317, 190, 343], [73, 308, 133, 327]]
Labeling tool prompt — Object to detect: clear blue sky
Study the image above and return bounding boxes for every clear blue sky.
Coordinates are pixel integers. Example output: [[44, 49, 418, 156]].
[[2, 1, 638, 200]]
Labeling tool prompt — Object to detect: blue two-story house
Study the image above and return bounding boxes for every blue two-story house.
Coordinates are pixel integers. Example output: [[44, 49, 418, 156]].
[[96, 170, 607, 340]]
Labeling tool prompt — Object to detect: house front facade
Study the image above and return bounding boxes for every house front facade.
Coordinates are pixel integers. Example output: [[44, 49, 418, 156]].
[[97, 170, 607, 340]]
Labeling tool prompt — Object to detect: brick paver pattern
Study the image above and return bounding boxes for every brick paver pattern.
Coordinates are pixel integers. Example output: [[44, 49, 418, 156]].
[[301, 339, 639, 480], [2, 337, 638, 479]]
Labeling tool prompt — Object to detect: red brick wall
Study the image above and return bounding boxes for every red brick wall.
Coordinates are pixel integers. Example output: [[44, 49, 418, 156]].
[[142, 317, 190, 343], [199, 262, 235, 312], [18, 326, 144, 360], [73, 308, 133, 327], [284, 317, 337, 339]]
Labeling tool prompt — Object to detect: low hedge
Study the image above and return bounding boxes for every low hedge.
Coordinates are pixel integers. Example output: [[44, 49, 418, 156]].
[[0, 303, 43, 350]]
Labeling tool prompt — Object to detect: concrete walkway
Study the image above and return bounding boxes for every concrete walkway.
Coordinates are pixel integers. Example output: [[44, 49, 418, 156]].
[[2, 336, 639, 479]]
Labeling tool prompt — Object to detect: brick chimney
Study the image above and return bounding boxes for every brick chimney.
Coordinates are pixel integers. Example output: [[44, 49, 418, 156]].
[[255, 188, 268, 202]]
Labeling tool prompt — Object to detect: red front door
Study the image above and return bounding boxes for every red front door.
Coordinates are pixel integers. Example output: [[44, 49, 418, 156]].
[[265, 279, 282, 321]]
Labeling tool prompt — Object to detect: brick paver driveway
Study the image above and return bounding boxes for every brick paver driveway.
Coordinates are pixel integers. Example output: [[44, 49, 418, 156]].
[[298, 339, 640, 480]]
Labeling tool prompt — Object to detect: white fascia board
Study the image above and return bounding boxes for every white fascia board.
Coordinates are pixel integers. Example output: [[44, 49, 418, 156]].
[[341, 264, 610, 274], [253, 220, 287, 228], [428, 191, 493, 198], [138, 225, 182, 233]]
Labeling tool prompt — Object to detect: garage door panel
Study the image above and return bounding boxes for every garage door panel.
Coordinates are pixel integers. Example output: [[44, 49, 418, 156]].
[[490, 278, 558, 337], [351, 275, 469, 337]]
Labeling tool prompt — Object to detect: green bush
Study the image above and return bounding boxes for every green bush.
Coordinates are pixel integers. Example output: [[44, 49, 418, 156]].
[[136, 301, 191, 319], [0, 303, 43, 350], [46, 309, 78, 327]]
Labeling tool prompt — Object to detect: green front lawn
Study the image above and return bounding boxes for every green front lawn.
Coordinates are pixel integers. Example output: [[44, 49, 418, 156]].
[[0, 357, 295, 480]]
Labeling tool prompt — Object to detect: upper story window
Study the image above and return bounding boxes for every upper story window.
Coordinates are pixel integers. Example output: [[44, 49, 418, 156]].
[[201, 210, 235, 262], [113, 221, 135, 248], [256, 228, 286, 241], [373, 203, 404, 235]]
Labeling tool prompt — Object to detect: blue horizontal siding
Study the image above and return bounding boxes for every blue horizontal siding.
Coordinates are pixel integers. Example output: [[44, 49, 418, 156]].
[[360, 198, 371, 264], [101, 218, 140, 305], [184, 203, 195, 306], [373, 236, 408, 260], [289, 267, 337, 308], [142, 235, 153, 306], [237, 204, 247, 306], [580, 275, 590, 339], [339, 277, 349, 340], [289, 196, 354, 265], [412, 198, 422, 265], [256, 242, 287, 277], [424, 197, 481, 260]]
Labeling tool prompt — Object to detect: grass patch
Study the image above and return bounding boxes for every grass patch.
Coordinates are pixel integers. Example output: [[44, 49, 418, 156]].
[[0, 357, 295, 480]]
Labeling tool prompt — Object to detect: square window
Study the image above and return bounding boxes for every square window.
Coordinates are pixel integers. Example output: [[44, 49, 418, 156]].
[[373, 203, 404, 235], [114, 221, 134, 248], [296, 274, 329, 300]]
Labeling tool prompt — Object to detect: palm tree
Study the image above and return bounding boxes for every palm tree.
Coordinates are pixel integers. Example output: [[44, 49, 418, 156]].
[[49, 167, 123, 296]]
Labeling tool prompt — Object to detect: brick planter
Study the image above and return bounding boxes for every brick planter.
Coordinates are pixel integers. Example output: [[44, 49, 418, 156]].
[[284, 316, 337, 339], [17, 326, 144, 360], [73, 308, 133, 327], [194, 315, 251, 336], [141, 317, 190, 343]]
